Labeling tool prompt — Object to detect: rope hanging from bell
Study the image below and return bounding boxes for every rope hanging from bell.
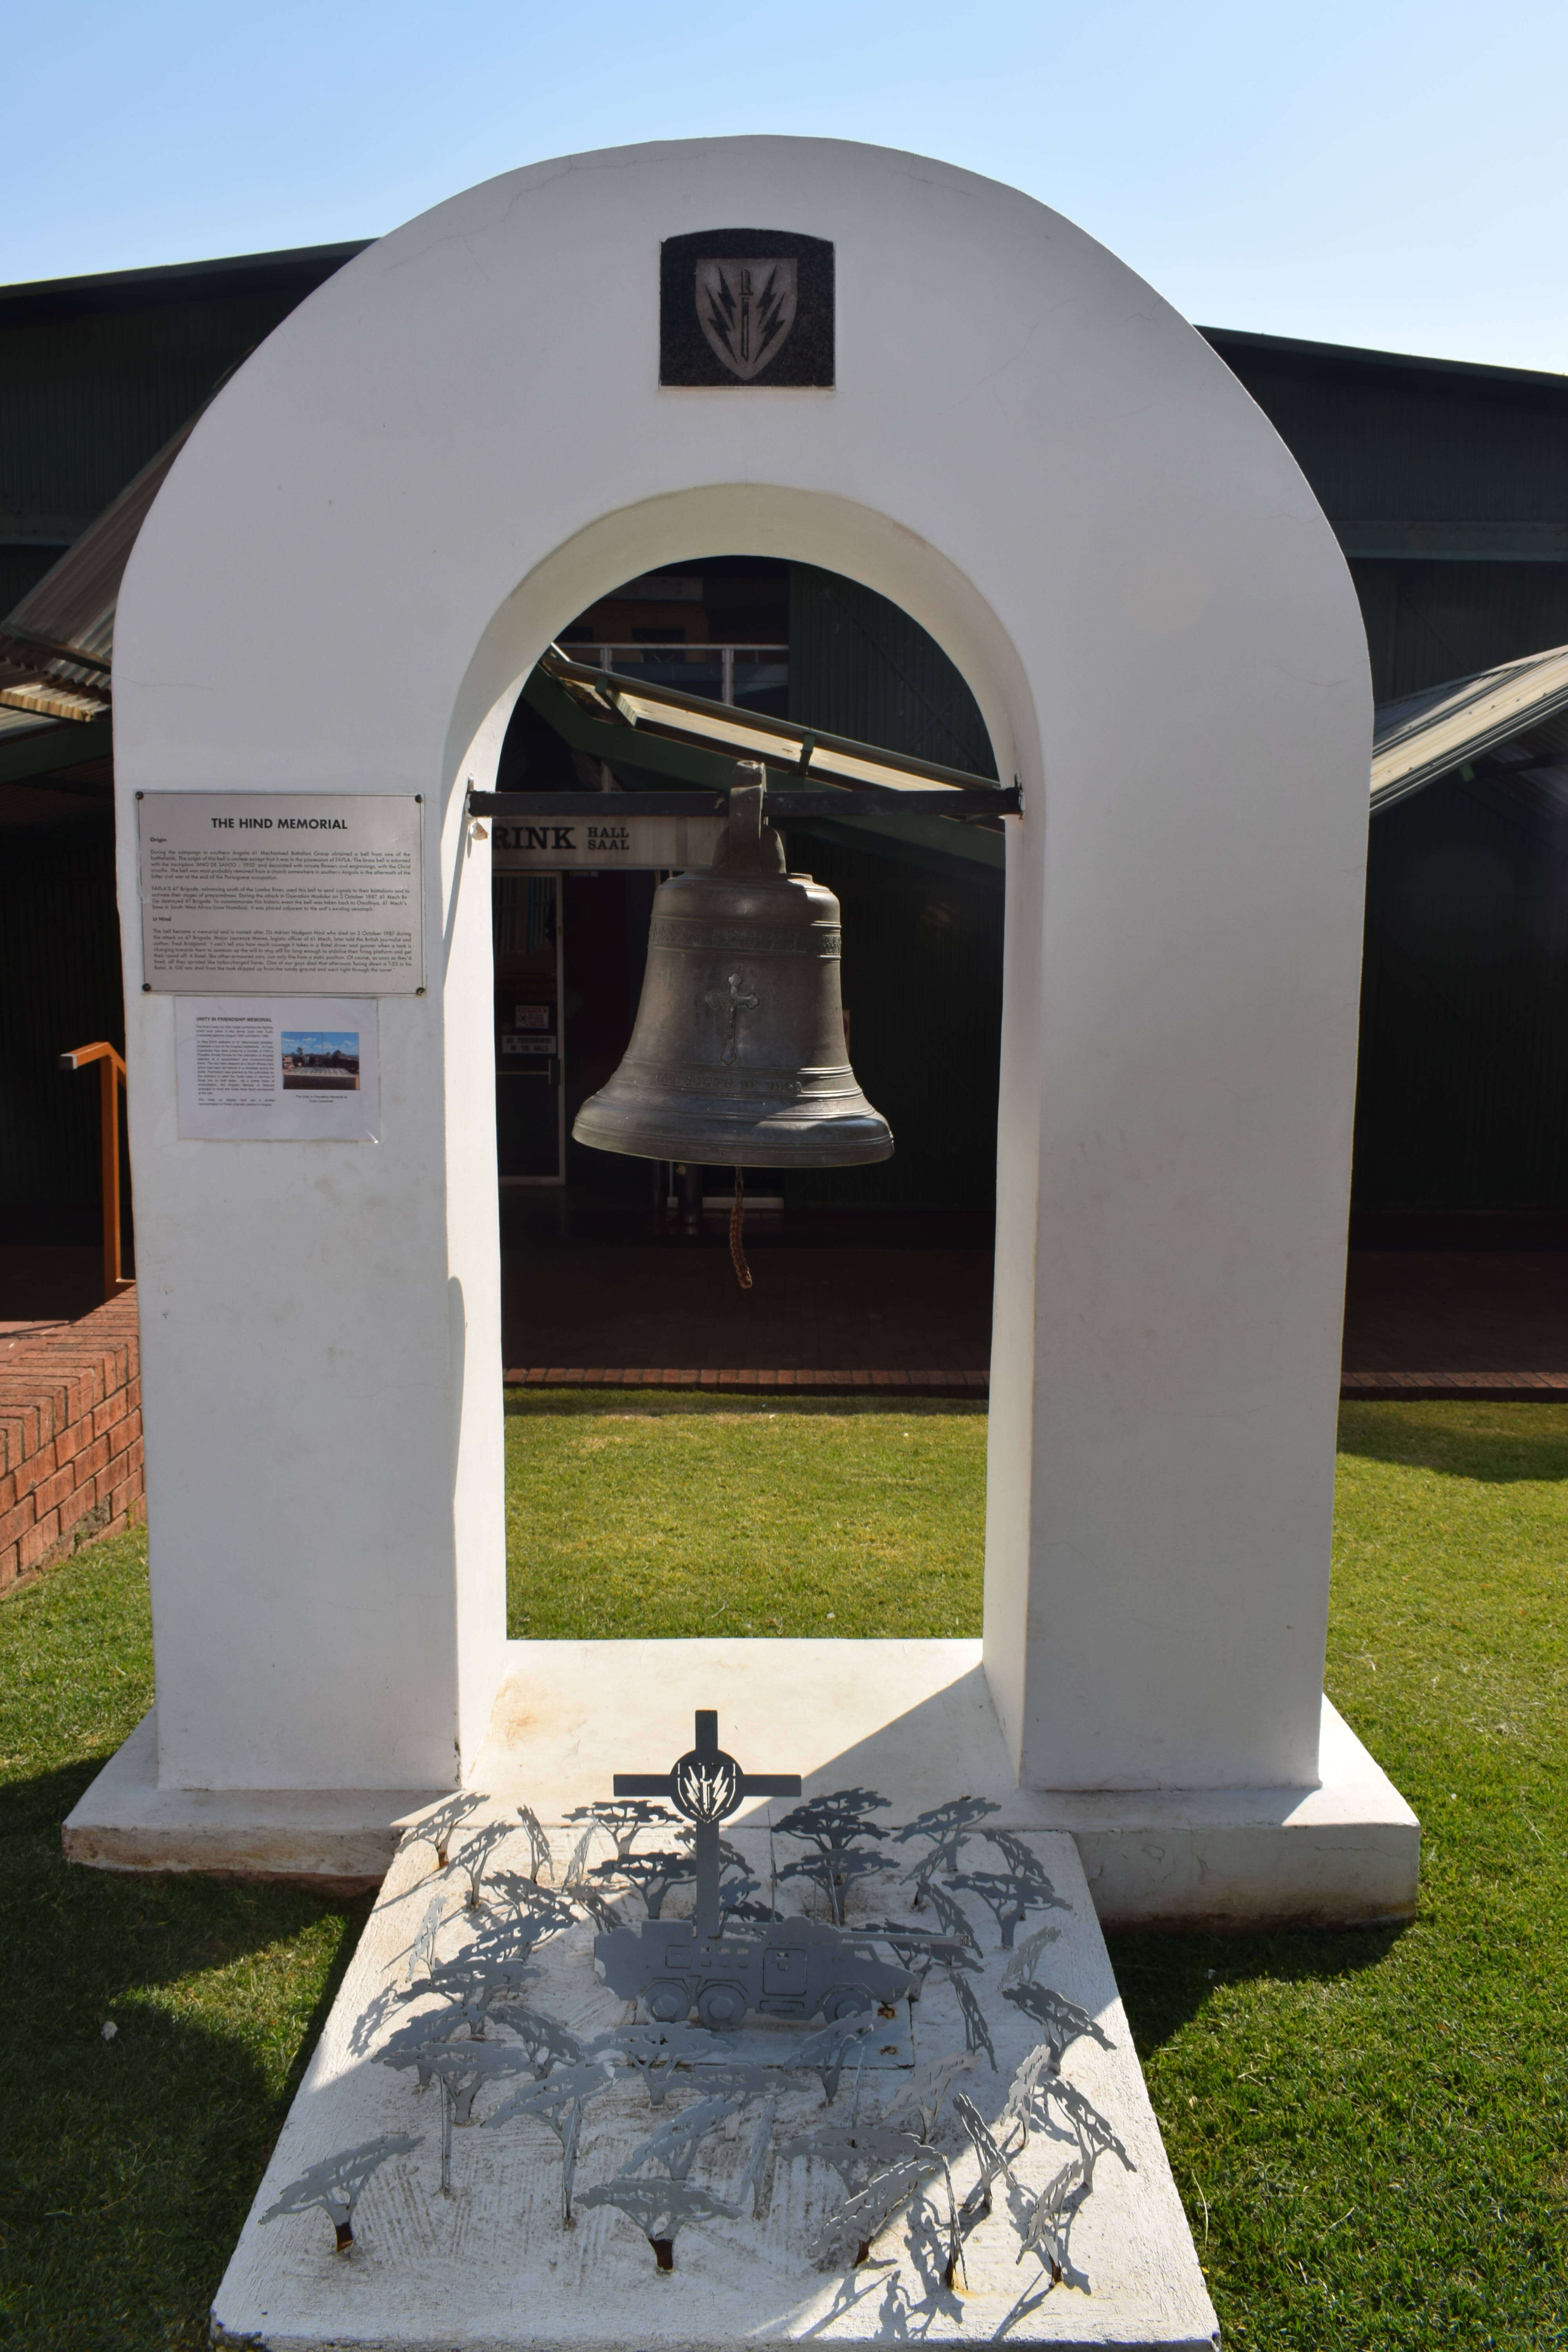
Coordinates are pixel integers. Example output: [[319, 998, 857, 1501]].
[[728, 1167, 753, 1291]]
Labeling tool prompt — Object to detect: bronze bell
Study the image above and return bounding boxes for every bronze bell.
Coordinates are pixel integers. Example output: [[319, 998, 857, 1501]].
[[572, 766, 893, 1167]]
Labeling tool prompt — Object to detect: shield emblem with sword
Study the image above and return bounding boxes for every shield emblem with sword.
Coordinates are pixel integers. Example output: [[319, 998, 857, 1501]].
[[695, 257, 798, 381]]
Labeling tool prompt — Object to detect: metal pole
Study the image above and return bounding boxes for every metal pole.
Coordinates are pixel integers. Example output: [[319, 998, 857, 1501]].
[[99, 1057, 122, 1300], [694, 1820, 721, 1938]]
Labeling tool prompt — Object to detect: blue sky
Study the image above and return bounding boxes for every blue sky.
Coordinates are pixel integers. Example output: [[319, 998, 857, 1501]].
[[7, 0, 1566, 371]]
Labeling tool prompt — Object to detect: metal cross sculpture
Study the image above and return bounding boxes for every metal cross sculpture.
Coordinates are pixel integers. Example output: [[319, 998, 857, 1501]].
[[614, 1711, 800, 1936], [697, 973, 759, 1067]]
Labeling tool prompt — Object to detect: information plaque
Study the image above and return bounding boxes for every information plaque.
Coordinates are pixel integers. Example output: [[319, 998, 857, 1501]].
[[175, 998, 380, 1142], [137, 793, 425, 995]]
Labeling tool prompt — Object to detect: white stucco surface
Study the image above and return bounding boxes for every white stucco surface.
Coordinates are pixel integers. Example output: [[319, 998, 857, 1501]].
[[66, 1647, 1418, 1929], [210, 1814, 1219, 2351], [109, 138, 1374, 1834]]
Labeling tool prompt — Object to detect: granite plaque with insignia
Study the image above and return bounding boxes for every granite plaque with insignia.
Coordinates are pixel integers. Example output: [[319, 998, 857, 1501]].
[[660, 229, 833, 387]]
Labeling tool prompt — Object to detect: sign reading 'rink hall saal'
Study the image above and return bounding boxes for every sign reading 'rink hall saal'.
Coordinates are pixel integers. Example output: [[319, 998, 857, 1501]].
[[136, 792, 425, 994], [490, 809, 727, 871]]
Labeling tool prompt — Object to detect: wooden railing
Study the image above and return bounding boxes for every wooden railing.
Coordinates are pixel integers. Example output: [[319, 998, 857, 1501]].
[[59, 1042, 130, 1302]]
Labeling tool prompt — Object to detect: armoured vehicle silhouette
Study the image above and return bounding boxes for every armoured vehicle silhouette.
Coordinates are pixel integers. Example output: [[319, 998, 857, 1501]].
[[595, 1915, 917, 2030]]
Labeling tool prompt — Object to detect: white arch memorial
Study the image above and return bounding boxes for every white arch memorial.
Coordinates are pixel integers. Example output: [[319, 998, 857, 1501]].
[[70, 137, 1417, 1927]]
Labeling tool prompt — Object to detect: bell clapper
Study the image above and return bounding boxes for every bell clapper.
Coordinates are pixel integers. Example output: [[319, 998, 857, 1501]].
[[729, 1168, 754, 1292]]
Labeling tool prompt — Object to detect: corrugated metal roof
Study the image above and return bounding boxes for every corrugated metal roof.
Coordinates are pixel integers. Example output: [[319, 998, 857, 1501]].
[[0, 242, 370, 321], [1370, 643, 1568, 812], [0, 705, 61, 744], [0, 410, 200, 720], [3, 411, 194, 669]]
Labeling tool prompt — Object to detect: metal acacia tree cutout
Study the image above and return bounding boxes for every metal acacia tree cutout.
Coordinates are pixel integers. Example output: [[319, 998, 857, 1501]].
[[261, 2133, 422, 2252], [579, 2097, 774, 2270], [593, 1847, 696, 1920], [1013, 2076, 1136, 2286], [486, 1875, 577, 1936], [786, 2123, 959, 2281], [399, 1792, 481, 1873], [1001, 1981, 1115, 2071], [492, 2003, 585, 2078], [514, 1804, 554, 1882], [592, 2022, 721, 2107], [999, 1919, 1063, 1988], [944, 1865, 1067, 1951], [773, 1789, 892, 1926], [380, 2031, 533, 2193], [789, 2015, 877, 2106], [895, 1797, 1000, 1895], [565, 1797, 675, 1860], [454, 1820, 514, 1910], [484, 2061, 612, 2225], [952, 2090, 1018, 2230]]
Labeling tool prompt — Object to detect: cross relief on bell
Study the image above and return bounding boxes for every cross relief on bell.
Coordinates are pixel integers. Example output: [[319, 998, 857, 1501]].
[[696, 972, 760, 1067], [572, 763, 893, 1169]]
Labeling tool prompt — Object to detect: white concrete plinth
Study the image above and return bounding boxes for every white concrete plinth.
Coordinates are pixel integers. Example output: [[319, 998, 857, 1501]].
[[65, 1643, 1418, 1927], [62, 1714, 444, 1888], [211, 1815, 1219, 2351]]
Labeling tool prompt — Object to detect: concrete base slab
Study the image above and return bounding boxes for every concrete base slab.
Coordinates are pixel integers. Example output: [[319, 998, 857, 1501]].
[[212, 1814, 1220, 2350], [62, 1713, 444, 1888], [64, 1642, 1419, 1928]]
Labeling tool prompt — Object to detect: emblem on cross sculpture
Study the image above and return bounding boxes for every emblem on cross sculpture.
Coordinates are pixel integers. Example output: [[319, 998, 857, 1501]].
[[615, 1710, 800, 1934], [697, 973, 759, 1067]]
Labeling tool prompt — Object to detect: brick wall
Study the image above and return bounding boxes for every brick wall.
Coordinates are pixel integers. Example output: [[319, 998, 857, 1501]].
[[0, 1289, 143, 1595]]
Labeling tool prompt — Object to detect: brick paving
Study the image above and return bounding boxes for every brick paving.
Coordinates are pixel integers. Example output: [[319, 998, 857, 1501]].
[[502, 1241, 1568, 1399], [1339, 1250, 1568, 1399], [501, 1244, 993, 1383], [4, 1246, 1563, 1488], [0, 1245, 106, 1356]]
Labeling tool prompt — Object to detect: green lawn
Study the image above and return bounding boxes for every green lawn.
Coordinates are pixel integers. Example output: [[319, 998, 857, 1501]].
[[2, 1396, 1564, 2348], [503, 1393, 987, 1639], [0, 1532, 368, 2351]]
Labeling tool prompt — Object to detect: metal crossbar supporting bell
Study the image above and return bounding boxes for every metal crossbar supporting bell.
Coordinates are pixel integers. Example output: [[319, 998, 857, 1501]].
[[572, 764, 893, 1169]]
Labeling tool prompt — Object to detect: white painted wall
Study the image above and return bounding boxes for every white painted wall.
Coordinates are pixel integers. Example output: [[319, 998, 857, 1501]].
[[113, 137, 1369, 1797]]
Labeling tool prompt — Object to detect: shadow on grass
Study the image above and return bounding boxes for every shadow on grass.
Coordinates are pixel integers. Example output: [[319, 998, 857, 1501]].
[[0, 1760, 370, 2352], [1105, 1920, 1409, 2062], [1336, 1398, 1568, 1483]]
